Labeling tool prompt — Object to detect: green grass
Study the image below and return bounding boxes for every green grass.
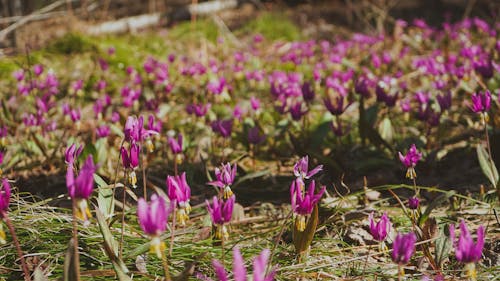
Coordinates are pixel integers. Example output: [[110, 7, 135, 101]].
[[239, 12, 301, 41]]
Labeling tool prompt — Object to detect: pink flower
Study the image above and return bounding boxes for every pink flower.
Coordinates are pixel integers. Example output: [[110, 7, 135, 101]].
[[208, 163, 237, 199], [290, 179, 325, 231], [210, 247, 276, 281], [0, 178, 11, 217], [293, 156, 323, 180], [398, 144, 422, 179], [66, 155, 96, 224], [450, 220, 485, 264], [166, 172, 191, 225], [206, 195, 234, 239], [391, 232, 416, 265], [368, 212, 391, 241], [137, 194, 172, 258]]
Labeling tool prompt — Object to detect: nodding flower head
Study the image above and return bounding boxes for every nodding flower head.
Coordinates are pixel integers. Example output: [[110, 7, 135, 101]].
[[66, 155, 96, 225], [368, 212, 391, 241], [398, 144, 422, 179], [293, 156, 323, 181], [0, 178, 11, 217], [124, 116, 159, 144], [450, 220, 485, 264], [121, 143, 140, 188], [290, 179, 325, 232], [211, 247, 276, 281], [137, 194, 172, 258], [206, 195, 235, 240], [470, 90, 491, 114], [166, 172, 191, 225], [65, 143, 83, 165], [168, 133, 183, 157], [408, 197, 420, 210], [208, 163, 237, 199], [211, 119, 233, 138], [391, 232, 416, 265]]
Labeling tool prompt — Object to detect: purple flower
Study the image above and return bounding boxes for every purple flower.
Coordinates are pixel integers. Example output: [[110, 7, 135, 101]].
[[369, 212, 391, 241], [137, 194, 171, 258], [391, 232, 416, 265], [96, 125, 110, 138], [450, 220, 485, 264], [211, 247, 276, 281], [66, 155, 96, 224], [33, 64, 44, 76], [289, 101, 307, 121], [208, 163, 237, 199], [436, 91, 452, 111], [301, 82, 315, 102], [65, 143, 83, 165], [206, 195, 235, 239], [324, 94, 350, 116], [290, 179, 325, 231], [408, 197, 419, 210], [250, 96, 261, 111], [293, 155, 323, 180], [168, 134, 183, 155], [70, 108, 81, 123], [121, 143, 140, 188], [470, 91, 491, 113], [0, 178, 11, 217], [166, 172, 191, 225], [398, 144, 422, 179], [211, 119, 233, 138], [124, 116, 158, 144], [248, 126, 266, 145]]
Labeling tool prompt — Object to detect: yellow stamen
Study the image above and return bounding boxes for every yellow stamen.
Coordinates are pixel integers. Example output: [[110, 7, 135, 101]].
[[146, 139, 154, 153], [406, 167, 416, 179], [0, 137, 7, 147], [176, 208, 189, 226], [76, 199, 92, 226], [175, 154, 183, 165], [149, 236, 166, 259], [215, 225, 229, 240], [465, 263, 477, 281], [128, 171, 137, 188], [295, 215, 306, 232], [0, 223, 6, 244], [223, 186, 233, 199]]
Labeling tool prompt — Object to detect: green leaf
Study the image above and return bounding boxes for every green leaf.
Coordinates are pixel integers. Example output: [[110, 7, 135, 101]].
[[434, 227, 452, 268], [94, 174, 115, 221], [63, 238, 78, 281], [378, 117, 394, 143], [476, 144, 499, 188], [95, 207, 132, 281], [418, 191, 455, 227], [293, 204, 319, 256]]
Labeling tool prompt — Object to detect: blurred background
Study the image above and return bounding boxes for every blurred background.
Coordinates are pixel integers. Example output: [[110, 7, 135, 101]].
[[1, 0, 499, 54]]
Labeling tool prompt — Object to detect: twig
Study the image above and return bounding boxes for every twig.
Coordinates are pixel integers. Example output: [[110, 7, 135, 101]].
[[71, 200, 81, 281], [3, 212, 31, 281]]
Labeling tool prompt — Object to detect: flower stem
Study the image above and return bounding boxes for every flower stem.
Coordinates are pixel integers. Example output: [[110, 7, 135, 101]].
[[169, 206, 177, 257], [482, 114, 499, 200], [221, 232, 225, 268], [142, 148, 148, 198], [3, 212, 31, 281], [161, 249, 172, 281], [267, 209, 293, 274], [119, 184, 127, 260], [361, 246, 371, 276], [398, 264, 402, 281], [71, 200, 81, 281]]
